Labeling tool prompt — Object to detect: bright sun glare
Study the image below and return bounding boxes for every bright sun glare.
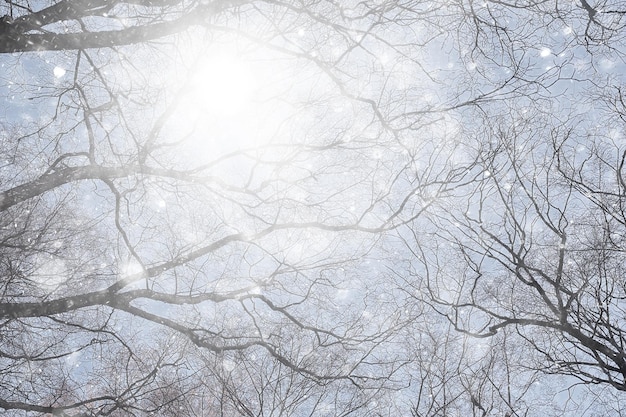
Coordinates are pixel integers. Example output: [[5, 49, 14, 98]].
[[188, 53, 257, 116], [167, 47, 285, 158]]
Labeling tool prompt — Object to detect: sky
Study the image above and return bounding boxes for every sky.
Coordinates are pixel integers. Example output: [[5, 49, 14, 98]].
[[2, 1, 626, 416]]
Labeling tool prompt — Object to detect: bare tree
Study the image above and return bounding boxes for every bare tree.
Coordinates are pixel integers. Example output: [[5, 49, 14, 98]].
[[0, 1, 437, 415], [3, 0, 626, 416], [403, 90, 626, 403]]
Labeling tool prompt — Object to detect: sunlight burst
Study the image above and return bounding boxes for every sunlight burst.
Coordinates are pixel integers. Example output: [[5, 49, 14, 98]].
[[167, 46, 286, 157], [188, 53, 257, 116]]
